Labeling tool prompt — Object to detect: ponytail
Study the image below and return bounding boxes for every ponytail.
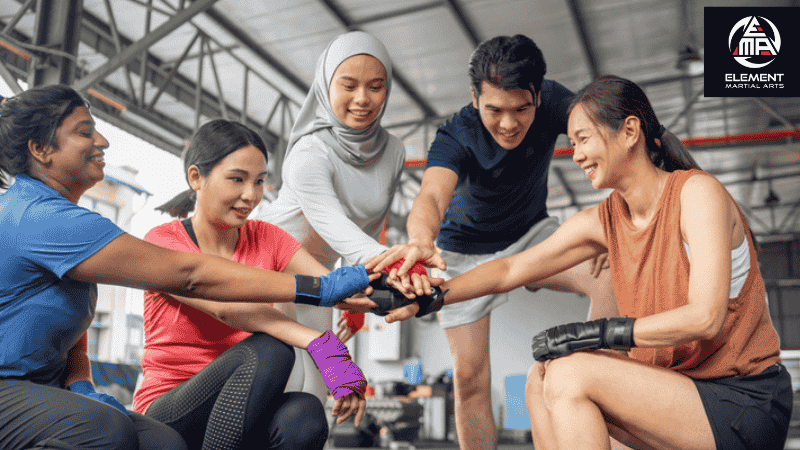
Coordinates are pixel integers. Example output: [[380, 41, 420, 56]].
[[647, 126, 700, 172], [155, 189, 196, 218]]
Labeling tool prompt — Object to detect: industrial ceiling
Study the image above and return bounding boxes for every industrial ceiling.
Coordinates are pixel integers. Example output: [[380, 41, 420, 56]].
[[1, 0, 798, 237]]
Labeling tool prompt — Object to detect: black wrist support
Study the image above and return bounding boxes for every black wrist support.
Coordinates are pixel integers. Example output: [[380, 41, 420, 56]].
[[294, 275, 322, 306], [414, 287, 447, 317], [603, 317, 636, 350]]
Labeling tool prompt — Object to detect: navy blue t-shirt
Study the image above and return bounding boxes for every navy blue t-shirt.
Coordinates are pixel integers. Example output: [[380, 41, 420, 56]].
[[0, 175, 124, 386], [427, 80, 573, 254]]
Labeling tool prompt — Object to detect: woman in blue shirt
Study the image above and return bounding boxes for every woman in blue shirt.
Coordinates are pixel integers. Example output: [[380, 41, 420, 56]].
[[0, 86, 376, 450]]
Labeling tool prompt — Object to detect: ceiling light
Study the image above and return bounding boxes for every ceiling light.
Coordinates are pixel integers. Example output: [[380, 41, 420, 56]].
[[676, 44, 701, 70], [764, 189, 780, 206]]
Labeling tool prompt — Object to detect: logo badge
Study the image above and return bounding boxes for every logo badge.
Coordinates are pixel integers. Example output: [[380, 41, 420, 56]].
[[705, 7, 798, 97], [729, 16, 781, 68]]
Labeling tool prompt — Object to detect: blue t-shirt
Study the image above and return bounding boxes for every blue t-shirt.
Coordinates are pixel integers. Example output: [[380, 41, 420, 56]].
[[0, 174, 124, 386], [427, 80, 573, 254]]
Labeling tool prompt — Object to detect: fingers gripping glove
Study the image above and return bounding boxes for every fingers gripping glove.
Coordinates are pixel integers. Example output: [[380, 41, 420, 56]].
[[531, 317, 635, 362], [383, 258, 429, 277], [68, 380, 129, 415], [307, 330, 367, 399], [342, 311, 365, 333], [368, 273, 416, 316], [295, 265, 370, 307]]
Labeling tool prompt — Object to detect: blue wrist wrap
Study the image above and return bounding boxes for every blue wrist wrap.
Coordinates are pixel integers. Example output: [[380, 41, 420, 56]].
[[295, 265, 369, 307]]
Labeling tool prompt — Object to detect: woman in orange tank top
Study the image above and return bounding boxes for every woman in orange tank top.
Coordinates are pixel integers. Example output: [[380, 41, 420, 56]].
[[383, 75, 792, 450]]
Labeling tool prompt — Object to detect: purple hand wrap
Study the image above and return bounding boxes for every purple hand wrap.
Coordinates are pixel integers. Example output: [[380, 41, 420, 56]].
[[307, 330, 366, 399]]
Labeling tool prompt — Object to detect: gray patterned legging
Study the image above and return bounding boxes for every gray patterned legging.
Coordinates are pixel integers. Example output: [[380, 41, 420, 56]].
[[146, 333, 327, 450]]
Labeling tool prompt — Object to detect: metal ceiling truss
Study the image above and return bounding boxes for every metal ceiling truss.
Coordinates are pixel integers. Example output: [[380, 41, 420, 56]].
[[1, 0, 303, 161], [3, 0, 797, 236], [354, 1, 442, 26], [564, 0, 600, 80], [443, 0, 481, 48]]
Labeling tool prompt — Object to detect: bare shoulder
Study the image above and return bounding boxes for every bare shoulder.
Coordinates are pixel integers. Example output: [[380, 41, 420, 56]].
[[681, 172, 728, 204], [680, 172, 743, 245], [680, 173, 734, 214]]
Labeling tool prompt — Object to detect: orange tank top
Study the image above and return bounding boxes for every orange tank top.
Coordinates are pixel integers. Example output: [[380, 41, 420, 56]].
[[598, 169, 780, 379]]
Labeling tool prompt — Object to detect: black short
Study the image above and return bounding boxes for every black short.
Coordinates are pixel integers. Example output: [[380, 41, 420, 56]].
[[693, 364, 793, 450]]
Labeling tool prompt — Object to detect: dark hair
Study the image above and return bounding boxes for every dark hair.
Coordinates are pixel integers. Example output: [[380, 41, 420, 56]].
[[156, 119, 269, 218], [0, 85, 88, 189], [468, 35, 546, 99], [569, 75, 700, 172]]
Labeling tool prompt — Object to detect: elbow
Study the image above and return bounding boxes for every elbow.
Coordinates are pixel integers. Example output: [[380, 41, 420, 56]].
[[696, 309, 726, 341], [209, 307, 230, 324], [180, 255, 207, 297]]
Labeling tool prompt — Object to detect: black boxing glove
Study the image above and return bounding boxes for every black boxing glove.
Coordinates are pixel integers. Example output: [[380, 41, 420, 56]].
[[531, 317, 635, 362], [368, 274, 415, 316]]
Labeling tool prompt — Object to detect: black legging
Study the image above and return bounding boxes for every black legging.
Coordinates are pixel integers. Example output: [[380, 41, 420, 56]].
[[145, 333, 328, 450], [0, 379, 186, 450]]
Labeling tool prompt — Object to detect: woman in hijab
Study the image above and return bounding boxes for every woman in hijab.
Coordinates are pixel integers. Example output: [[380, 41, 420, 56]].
[[258, 31, 431, 402]]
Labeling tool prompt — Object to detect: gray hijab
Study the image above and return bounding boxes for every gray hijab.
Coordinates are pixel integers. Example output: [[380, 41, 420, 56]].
[[287, 31, 395, 167]]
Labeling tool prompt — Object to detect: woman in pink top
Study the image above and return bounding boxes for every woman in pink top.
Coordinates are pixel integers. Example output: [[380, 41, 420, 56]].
[[384, 75, 791, 450], [133, 119, 374, 450]]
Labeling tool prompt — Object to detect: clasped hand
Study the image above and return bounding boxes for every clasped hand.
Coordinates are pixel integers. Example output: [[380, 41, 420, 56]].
[[334, 266, 444, 322], [366, 242, 446, 295]]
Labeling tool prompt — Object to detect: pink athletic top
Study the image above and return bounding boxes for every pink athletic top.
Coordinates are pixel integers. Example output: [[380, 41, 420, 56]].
[[132, 219, 302, 413]]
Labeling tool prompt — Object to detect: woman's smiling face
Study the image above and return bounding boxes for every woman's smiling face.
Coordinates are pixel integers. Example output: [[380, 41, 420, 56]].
[[568, 103, 627, 190], [328, 54, 388, 130], [37, 106, 109, 200], [192, 145, 267, 230]]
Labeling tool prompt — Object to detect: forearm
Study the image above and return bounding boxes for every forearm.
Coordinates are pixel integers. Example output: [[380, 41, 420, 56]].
[[441, 258, 518, 304], [406, 194, 443, 246], [64, 333, 93, 387], [180, 253, 297, 302], [70, 235, 299, 304], [631, 303, 724, 347], [177, 295, 324, 349], [442, 240, 597, 305], [164, 246, 368, 309]]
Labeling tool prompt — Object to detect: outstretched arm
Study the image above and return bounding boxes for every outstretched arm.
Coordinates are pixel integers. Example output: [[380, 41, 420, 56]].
[[385, 206, 606, 322], [442, 206, 606, 304], [67, 234, 375, 305]]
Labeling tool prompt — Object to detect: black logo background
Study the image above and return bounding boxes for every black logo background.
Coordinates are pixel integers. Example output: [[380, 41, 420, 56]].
[[705, 7, 800, 97]]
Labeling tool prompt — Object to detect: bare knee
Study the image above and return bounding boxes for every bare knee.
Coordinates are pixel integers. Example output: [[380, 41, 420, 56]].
[[453, 358, 490, 401], [539, 353, 596, 407]]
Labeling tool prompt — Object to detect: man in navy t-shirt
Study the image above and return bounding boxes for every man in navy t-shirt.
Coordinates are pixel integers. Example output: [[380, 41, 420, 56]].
[[368, 35, 617, 450]]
